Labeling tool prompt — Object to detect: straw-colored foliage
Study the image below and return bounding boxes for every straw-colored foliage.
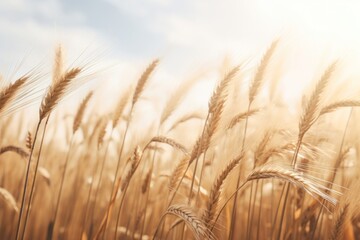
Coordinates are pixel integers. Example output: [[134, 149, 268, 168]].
[[1, 41, 360, 240]]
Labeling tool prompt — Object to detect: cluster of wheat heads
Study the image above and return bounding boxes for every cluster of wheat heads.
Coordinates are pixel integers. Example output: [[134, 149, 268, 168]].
[[0, 41, 360, 240]]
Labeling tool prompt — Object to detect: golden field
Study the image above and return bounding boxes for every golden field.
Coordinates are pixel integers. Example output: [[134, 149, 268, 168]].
[[0, 40, 360, 240]]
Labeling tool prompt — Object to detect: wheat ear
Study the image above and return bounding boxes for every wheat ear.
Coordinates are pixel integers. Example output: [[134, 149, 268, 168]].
[[154, 204, 214, 240], [249, 39, 279, 104], [0, 145, 29, 158], [39, 68, 81, 120], [203, 154, 244, 226], [150, 136, 189, 156], [189, 65, 241, 205], [115, 146, 142, 239], [227, 108, 261, 129], [73, 91, 93, 134], [169, 157, 190, 193], [212, 164, 339, 230], [331, 204, 349, 240], [25, 132, 32, 152], [0, 188, 18, 213], [142, 170, 152, 194], [112, 87, 132, 128], [52, 44, 63, 84], [247, 165, 338, 205], [132, 59, 159, 106], [320, 100, 360, 116], [160, 73, 202, 125], [299, 61, 337, 137], [0, 76, 28, 115]]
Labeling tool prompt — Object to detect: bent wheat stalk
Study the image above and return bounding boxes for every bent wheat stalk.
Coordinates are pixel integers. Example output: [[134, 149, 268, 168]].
[[0, 187, 19, 213], [153, 204, 215, 240], [212, 164, 339, 231]]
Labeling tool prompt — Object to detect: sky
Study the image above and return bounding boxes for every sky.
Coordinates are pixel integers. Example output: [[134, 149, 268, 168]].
[[1, 0, 360, 110]]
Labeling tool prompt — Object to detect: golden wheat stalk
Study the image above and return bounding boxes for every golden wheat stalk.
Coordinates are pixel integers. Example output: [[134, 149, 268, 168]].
[[203, 153, 244, 226], [212, 164, 339, 230], [247, 165, 339, 205], [115, 146, 142, 239], [331, 204, 349, 240], [208, 65, 240, 113], [299, 61, 337, 137], [169, 157, 190, 193], [101, 59, 159, 238], [160, 73, 203, 125], [227, 108, 261, 129], [112, 87, 132, 128], [150, 136, 189, 156], [39, 67, 82, 120], [320, 100, 360, 116], [167, 112, 204, 132], [0, 145, 29, 158], [132, 59, 159, 106], [0, 76, 28, 115], [142, 170, 152, 194], [155, 204, 215, 240], [0, 187, 19, 213], [25, 132, 32, 152], [52, 44, 63, 84], [97, 119, 107, 149], [248, 39, 279, 104], [121, 146, 142, 191], [73, 91, 93, 134]]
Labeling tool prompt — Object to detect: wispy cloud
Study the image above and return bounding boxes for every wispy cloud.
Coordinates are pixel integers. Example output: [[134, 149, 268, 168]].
[[1, 0, 360, 107]]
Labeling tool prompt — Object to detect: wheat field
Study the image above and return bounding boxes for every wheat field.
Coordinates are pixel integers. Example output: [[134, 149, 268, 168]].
[[0, 40, 360, 240]]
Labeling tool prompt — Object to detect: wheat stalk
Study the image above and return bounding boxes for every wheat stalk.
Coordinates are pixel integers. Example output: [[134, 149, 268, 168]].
[[320, 100, 360, 116], [142, 170, 152, 194], [203, 154, 244, 226], [112, 87, 132, 128], [0, 187, 19, 213], [25, 132, 32, 152], [212, 164, 340, 230], [169, 157, 190, 193], [115, 146, 142, 239], [331, 204, 349, 240], [39, 68, 81, 120], [227, 108, 261, 129], [0, 145, 29, 158], [132, 59, 159, 106], [0, 76, 28, 115], [249, 39, 279, 104], [160, 74, 202, 125], [208, 65, 240, 113], [247, 165, 338, 205], [97, 119, 107, 149], [121, 146, 142, 191], [150, 136, 189, 156], [52, 44, 63, 84], [73, 91, 93, 134], [299, 61, 337, 137], [156, 204, 214, 240]]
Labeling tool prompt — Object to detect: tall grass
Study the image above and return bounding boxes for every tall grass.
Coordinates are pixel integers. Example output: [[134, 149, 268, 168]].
[[0, 41, 360, 240]]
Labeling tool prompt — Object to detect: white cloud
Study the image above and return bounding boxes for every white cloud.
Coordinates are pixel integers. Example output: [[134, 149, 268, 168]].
[[2, 0, 360, 114]]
